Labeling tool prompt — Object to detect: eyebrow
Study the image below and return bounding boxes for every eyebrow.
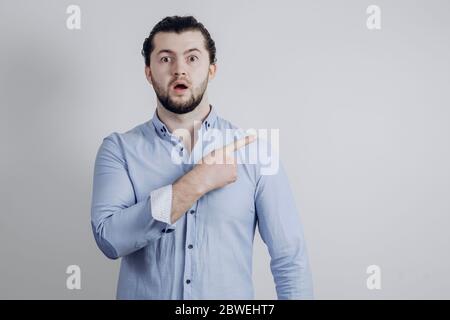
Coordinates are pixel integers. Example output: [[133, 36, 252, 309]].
[[156, 48, 202, 55]]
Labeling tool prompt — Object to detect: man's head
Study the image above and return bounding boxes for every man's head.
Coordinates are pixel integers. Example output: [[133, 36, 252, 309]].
[[142, 16, 217, 114]]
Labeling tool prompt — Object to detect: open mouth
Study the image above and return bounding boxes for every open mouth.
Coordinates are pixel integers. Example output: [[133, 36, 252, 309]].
[[172, 82, 189, 94]]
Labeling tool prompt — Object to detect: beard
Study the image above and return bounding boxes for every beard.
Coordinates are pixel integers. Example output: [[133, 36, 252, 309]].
[[153, 74, 209, 115]]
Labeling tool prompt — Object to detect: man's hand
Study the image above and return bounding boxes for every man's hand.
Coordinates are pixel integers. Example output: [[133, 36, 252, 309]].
[[193, 134, 257, 194], [170, 135, 256, 223]]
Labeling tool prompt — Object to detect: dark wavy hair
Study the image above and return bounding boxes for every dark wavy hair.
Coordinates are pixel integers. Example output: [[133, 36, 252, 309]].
[[141, 16, 217, 67]]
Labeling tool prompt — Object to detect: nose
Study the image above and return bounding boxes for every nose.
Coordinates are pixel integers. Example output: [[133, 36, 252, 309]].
[[172, 57, 187, 76]]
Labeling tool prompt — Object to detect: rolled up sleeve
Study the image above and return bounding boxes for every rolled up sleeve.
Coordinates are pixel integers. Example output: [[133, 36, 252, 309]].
[[90, 134, 176, 260]]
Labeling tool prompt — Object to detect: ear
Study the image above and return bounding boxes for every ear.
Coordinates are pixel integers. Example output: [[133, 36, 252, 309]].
[[145, 66, 153, 86], [208, 63, 217, 81]]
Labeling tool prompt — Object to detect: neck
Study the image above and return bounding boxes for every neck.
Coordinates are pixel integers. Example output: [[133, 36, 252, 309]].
[[156, 95, 211, 152]]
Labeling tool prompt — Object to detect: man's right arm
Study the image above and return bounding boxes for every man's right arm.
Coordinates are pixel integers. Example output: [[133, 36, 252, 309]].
[[169, 134, 256, 224], [91, 134, 255, 259], [91, 135, 183, 260], [148, 168, 206, 227]]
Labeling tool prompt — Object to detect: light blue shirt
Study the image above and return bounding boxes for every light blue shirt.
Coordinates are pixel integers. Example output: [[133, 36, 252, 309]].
[[90, 105, 313, 299]]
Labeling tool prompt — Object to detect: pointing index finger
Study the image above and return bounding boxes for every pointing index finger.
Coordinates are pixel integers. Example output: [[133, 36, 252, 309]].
[[224, 134, 257, 154]]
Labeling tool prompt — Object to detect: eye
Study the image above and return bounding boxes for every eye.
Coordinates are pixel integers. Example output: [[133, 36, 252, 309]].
[[188, 55, 199, 63], [160, 56, 172, 63]]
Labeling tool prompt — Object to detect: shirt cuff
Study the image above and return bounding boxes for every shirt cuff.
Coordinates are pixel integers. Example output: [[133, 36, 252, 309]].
[[150, 184, 176, 227]]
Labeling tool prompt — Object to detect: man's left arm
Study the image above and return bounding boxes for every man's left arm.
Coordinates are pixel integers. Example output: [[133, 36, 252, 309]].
[[254, 161, 314, 299]]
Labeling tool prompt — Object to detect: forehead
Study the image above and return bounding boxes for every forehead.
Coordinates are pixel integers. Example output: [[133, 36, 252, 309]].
[[152, 30, 206, 54]]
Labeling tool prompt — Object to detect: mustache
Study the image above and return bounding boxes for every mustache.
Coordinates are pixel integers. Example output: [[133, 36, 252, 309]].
[[169, 78, 191, 86]]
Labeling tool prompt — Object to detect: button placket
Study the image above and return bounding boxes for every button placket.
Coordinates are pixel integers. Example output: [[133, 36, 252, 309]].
[[182, 202, 198, 299], [183, 209, 193, 298]]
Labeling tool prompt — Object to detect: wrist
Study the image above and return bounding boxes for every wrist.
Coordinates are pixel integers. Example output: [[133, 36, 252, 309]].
[[189, 166, 209, 196], [177, 167, 207, 198]]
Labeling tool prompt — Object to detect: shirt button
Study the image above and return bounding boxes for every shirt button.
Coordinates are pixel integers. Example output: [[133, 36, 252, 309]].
[[190, 210, 195, 215], [186, 279, 191, 284], [188, 244, 193, 249]]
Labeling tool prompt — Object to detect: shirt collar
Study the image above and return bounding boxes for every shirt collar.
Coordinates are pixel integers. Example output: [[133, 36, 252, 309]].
[[150, 104, 218, 143]]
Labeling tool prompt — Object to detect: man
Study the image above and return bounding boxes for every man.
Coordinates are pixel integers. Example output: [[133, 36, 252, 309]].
[[90, 15, 313, 299]]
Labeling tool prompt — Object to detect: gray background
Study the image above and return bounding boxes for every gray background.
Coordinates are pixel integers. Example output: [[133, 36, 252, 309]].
[[1, 0, 449, 299]]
